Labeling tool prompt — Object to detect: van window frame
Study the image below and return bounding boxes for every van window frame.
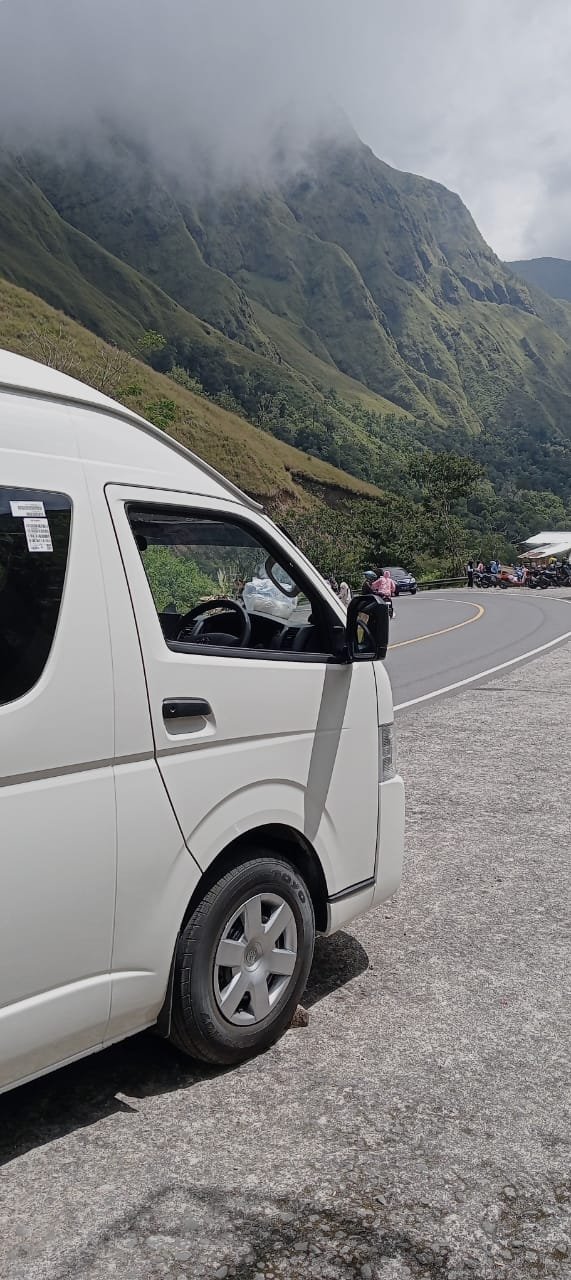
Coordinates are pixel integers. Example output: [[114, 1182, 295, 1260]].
[[126, 501, 346, 665]]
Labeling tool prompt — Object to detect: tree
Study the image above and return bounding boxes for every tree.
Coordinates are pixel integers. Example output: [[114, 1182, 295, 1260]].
[[141, 546, 217, 614], [283, 505, 367, 582], [145, 398, 177, 430], [137, 330, 175, 373], [23, 324, 135, 397], [23, 323, 82, 375], [409, 453, 483, 572], [137, 330, 167, 355], [358, 496, 428, 575], [283, 495, 432, 585]]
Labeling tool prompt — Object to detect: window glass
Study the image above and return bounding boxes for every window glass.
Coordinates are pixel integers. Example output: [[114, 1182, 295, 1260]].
[[0, 488, 72, 706], [128, 506, 333, 657]]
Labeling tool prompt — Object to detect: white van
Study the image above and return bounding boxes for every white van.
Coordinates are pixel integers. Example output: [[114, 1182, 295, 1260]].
[[0, 350, 405, 1093]]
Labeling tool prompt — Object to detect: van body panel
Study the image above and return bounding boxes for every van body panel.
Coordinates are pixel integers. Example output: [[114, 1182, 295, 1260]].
[[106, 758, 201, 1038], [0, 974, 111, 1094], [326, 884, 375, 935], [74, 404, 254, 506], [0, 418, 116, 1085], [77, 414, 232, 500], [0, 393, 79, 460], [82, 457, 203, 1037], [1, 350, 257, 510], [372, 776, 406, 906]]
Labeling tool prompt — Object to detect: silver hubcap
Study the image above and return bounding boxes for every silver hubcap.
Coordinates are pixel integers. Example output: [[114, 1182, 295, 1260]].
[[214, 892, 298, 1026]]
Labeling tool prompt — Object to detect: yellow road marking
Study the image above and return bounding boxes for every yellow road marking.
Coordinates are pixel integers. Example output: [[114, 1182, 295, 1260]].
[[388, 601, 485, 650]]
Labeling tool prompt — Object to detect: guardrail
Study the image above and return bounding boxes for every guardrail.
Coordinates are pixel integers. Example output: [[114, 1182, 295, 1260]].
[[418, 576, 468, 591]]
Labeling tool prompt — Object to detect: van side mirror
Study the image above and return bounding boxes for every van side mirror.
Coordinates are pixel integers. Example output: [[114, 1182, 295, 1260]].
[[346, 595, 390, 662]]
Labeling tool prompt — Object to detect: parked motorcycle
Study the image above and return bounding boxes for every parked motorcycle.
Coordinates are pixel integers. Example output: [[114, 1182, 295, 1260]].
[[474, 570, 508, 589], [528, 568, 557, 589]]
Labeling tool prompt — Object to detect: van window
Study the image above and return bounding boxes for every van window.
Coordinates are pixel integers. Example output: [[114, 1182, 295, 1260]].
[[128, 505, 335, 659], [0, 488, 72, 706]]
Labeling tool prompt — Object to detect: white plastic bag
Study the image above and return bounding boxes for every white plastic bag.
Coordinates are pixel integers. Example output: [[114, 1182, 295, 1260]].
[[243, 576, 298, 620]]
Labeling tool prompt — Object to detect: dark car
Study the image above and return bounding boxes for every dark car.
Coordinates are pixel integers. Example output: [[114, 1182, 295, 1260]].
[[386, 566, 417, 596]]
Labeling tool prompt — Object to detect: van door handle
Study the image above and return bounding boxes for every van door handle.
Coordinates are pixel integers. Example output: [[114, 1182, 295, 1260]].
[[162, 698, 212, 720]]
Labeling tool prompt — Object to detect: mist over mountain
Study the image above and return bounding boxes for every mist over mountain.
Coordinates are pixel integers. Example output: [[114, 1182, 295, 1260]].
[[0, 0, 356, 187], [1, 0, 570, 570]]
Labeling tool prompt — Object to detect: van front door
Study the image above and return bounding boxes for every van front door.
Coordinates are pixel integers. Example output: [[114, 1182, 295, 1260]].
[[0, 465, 116, 1091], [107, 487, 379, 900]]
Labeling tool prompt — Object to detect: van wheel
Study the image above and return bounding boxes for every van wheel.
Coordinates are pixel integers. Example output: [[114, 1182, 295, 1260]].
[[169, 856, 315, 1065]]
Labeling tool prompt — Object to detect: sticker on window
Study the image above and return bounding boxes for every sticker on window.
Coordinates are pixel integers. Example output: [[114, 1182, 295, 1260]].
[[24, 518, 53, 553], [10, 500, 46, 518]]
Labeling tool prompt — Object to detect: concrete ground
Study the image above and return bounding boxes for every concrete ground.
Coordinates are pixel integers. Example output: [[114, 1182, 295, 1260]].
[[0, 643, 570, 1280]]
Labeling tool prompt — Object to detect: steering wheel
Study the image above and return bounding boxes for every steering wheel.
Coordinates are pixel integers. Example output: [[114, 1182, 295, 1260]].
[[176, 598, 252, 647]]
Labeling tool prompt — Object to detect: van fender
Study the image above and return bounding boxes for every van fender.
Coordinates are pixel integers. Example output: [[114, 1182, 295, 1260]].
[[183, 781, 337, 895]]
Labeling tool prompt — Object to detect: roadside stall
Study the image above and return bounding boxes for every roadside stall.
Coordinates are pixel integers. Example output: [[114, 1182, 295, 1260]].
[[520, 532, 571, 563], [518, 532, 571, 588]]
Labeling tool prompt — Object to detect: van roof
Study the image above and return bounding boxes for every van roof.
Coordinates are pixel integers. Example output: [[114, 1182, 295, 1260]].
[[0, 348, 260, 509]]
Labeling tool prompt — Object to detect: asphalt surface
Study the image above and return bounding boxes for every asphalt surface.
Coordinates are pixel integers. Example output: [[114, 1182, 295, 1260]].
[[1, 604, 570, 1280], [386, 588, 571, 707]]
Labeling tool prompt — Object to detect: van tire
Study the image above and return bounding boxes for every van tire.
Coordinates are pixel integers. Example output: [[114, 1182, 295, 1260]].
[[169, 855, 315, 1065]]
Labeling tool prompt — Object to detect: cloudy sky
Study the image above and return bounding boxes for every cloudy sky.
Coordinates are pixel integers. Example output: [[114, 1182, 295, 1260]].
[[0, 0, 569, 260]]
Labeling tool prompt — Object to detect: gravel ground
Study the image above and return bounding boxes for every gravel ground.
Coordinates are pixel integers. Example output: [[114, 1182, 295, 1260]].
[[1, 643, 570, 1280]]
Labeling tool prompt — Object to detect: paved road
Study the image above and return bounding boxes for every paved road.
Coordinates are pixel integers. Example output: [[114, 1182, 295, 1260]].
[[1, 602, 570, 1280], [386, 588, 571, 708]]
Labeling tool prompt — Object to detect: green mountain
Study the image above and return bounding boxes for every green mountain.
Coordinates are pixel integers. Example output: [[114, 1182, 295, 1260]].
[[1, 133, 570, 574], [507, 256, 571, 305], [7, 136, 571, 497]]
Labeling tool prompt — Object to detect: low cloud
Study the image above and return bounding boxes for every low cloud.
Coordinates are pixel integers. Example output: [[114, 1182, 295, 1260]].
[[1, 0, 571, 258], [0, 0, 352, 182]]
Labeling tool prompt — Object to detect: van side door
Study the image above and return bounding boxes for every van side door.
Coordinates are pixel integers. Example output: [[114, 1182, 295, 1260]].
[[0, 462, 116, 1091], [106, 487, 380, 902]]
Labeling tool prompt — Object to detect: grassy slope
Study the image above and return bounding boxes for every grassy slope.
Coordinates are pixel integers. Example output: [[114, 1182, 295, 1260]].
[[186, 182, 441, 421], [0, 156, 409, 475], [0, 160, 216, 349], [279, 145, 571, 441], [251, 301, 406, 415], [27, 145, 276, 356], [30, 149, 433, 420], [0, 275, 382, 508]]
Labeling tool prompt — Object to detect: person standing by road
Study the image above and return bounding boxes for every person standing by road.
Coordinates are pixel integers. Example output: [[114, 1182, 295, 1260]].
[[339, 581, 351, 607], [466, 559, 474, 588]]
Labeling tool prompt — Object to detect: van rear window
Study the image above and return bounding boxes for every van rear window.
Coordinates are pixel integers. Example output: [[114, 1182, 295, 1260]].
[[0, 487, 72, 706]]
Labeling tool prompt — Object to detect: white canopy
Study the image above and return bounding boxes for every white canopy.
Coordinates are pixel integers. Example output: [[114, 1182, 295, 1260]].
[[519, 532, 571, 560], [523, 530, 571, 549]]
